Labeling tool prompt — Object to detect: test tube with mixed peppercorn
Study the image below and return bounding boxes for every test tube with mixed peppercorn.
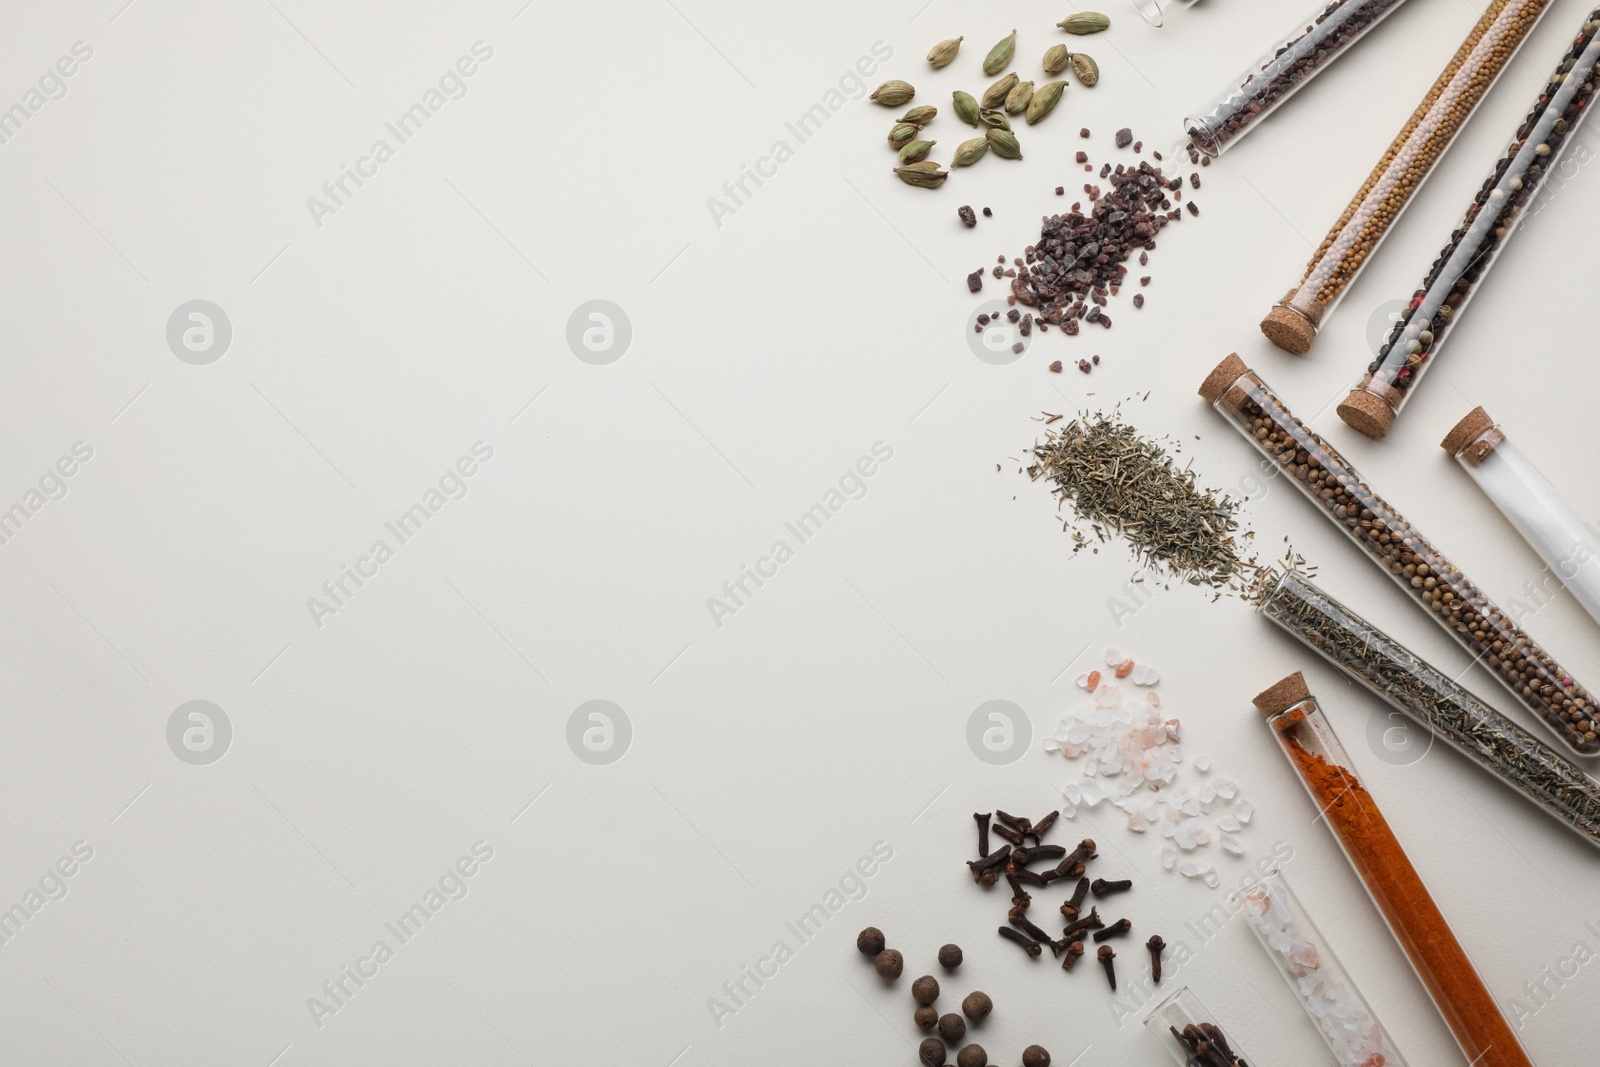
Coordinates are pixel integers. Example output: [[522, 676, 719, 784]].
[[1259, 0, 1557, 353], [1338, 9, 1600, 437], [1201, 354, 1600, 754], [1184, 0, 1416, 157]]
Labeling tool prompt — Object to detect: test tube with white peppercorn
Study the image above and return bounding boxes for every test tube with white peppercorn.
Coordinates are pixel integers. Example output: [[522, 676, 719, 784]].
[[1339, 9, 1600, 437], [1259, 0, 1557, 353], [1200, 354, 1600, 754], [1443, 408, 1600, 627], [1183, 0, 1416, 156]]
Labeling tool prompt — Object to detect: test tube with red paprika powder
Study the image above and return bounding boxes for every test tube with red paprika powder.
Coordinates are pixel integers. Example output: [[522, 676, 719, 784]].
[[1254, 672, 1533, 1067]]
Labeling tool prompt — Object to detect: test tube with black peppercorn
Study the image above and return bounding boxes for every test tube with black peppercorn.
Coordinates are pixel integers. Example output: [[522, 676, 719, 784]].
[[1255, 568, 1600, 851], [1201, 354, 1600, 754], [1259, 0, 1557, 353], [1442, 408, 1600, 628], [1338, 10, 1600, 437], [1184, 0, 1416, 156]]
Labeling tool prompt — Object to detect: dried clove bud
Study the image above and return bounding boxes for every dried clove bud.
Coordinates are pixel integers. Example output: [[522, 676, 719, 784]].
[[1030, 810, 1060, 839], [1010, 913, 1054, 945], [998, 926, 1042, 957], [1092, 918, 1132, 942], [1097, 944, 1117, 990], [973, 812, 991, 858], [1147, 935, 1165, 984], [1061, 907, 1103, 941], [1060, 939, 1085, 972], [1091, 878, 1132, 897]]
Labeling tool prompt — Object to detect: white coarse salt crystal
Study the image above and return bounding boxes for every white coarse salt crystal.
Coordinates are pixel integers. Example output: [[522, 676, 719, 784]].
[[1076, 672, 1092, 689], [1203, 869, 1220, 888], [1220, 833, 1244, 855], [1212, 776, 1237, 799], [1162, 844, 1178, 869], [1043, 737, 1062, 753], [1160, 818, 1177, 839], [1062, 782, 1081, 804], [1235, 798, 1255, 824], [1194, 755, 1211, 773], [1095, 683, 1120, 708], [1216, 815, 1241, 833], [1105, 647, 1122, 665], [1178, 859, 1201, 878], [1164, 719, 1181, 741], [1132, 664, 1160, 685], [1128, 811, 1148, 833], [1146, 691, 1162, 708], [1079, 780, 1103, 807], [1084, 756, 1099, 778], [1198, 783, 1216, 805], [1179, 797, 1200, 818]]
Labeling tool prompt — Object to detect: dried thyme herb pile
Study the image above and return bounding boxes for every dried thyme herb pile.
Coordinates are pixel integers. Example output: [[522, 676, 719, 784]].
[[1028, 411, 1258, 596]]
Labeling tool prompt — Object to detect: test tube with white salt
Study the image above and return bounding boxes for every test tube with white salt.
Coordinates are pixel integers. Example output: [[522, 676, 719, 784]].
[[1443, 407, 1600, 630], [1243, 867, 1408, 1067]]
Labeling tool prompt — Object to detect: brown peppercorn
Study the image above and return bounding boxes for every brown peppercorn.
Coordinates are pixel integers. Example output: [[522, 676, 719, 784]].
[[938, 943, 964, 970], [875, 948, 904, 980], [1022, 1046, 1051, 1067], [857, 927, 886, 956], [920, 1037, 947, 1067], [961, 990, 993, 1022], [939, 1013, 967, 1043], [915, 1006, 939, 1031], [912, 975, 940, 1006], [956, 1044, 988, 1067]]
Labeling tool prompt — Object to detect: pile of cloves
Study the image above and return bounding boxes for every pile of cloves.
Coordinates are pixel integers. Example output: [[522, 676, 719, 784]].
[[1169, 1022, 1248, 1067], [970, 808, 1163, 993]]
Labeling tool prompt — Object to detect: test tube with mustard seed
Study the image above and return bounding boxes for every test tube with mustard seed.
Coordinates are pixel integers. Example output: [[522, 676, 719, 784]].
[[1259, 0, 1557, 353], [1338, 8, 1600, 437], [1200, 353, 1600, 754], [1443, 407, 1600, 628], [1182, 0, 1416, 156], [1255, 673, 1534, 1067]]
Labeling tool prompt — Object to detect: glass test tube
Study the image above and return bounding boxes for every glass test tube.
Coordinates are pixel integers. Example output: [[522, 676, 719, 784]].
[[1444, 407, 1600, 626], [1257, 568, 1600, 849], [1201, 353, 1600, 755], [1241, 867, 1408, 1067], [1258, 0, 1557, 354], [1143, 985, 1255, 1066], [1339, 10, 1600, 438], [1134, 0, 1198, 29], [1184, 0, 1415, 156], [1254, 674, 1534, 1067]]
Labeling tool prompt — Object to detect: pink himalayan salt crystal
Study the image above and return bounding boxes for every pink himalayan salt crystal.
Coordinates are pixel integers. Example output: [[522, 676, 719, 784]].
[[1114, 658, 1135, 678]]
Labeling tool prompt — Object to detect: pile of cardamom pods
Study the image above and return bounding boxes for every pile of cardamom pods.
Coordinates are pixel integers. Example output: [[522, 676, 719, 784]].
[[870, 14, 1111, 190]]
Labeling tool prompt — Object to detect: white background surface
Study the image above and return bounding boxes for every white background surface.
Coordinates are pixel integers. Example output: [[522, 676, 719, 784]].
[[2, 0, 1598, 1064]]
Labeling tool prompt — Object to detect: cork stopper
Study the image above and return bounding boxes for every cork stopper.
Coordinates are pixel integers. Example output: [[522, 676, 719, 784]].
[[1336, 388, 1396, 440], [1198, 353, 1249, 404], [1252, 671, 1310, 717], [1441, 406, 1494, 456], [1260, 292, 1317, 355]]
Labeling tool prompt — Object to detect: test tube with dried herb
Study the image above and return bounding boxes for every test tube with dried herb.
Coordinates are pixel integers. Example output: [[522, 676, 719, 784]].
[[1338, 8, 1600, 436], [1201, 354, 1600, 754], [1255, 673, 1533, 1067], [1254, 568, 1600, 850], [1259, 0, 1557, 353], [1184, 0, 1416, 156]]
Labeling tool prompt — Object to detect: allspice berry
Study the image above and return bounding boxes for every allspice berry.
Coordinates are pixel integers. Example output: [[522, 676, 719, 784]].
[[857, 927, 886, 956], [875, 948, 905, 980], [938, 943, 963, 970], [1022, 1046, 1051, 1067], [915, 1006, 939, 1031], [961, 990, 993, 1022], [912, 975, 940, 1006], [919, 1037, 947, 1067], [956, 1044, 988, 1067], [938, 1013, 967, 1043]]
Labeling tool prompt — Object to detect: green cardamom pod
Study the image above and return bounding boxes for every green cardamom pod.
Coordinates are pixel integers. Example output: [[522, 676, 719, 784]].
[[985, 127, 1022, 160], [900, 105, 937, 127], [1005, 80, 1035, 115], [982, 30, 1017, 76], [1057, 12, 1110, 34], [952, 136, 990, 167], [1026, 80, 1066, 124], [1070, 52, 1099, 87], [888, 122, 919, 146], [927, 36, 963, 68], [1043, 44, 1071, 74], [981, 72, 1019, 110], [952, 90, 981, 126], [898, 138, 936, 163], [894, 160, 948, 188], [980, 109, 1011, 131], [870, 80, 915, 106]]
